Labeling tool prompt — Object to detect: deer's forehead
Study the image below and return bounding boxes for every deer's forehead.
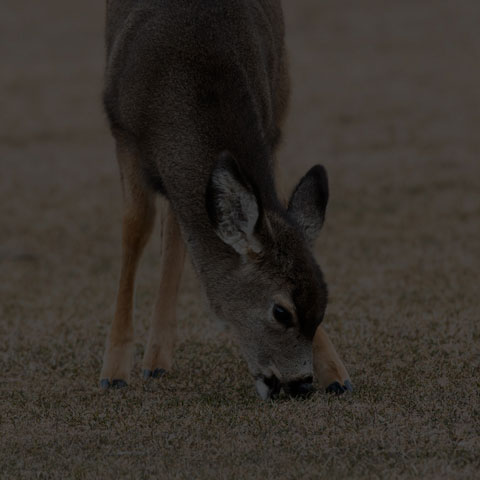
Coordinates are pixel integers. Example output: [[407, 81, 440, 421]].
[[262, 213, 309, 262], [269, 237, 315, 280]]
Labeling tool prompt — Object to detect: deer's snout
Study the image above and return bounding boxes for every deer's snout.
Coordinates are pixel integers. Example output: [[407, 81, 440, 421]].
[[285, 376, 315, 398], [255, 374, 281, 400], [255, 374, 315, 400]]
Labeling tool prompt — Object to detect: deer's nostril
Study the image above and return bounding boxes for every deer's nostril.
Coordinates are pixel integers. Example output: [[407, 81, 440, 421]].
[[264, 374, 281, 397]]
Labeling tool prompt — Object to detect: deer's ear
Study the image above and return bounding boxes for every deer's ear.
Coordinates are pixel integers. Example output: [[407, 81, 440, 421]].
[[206, 152, 262, 256], [288, 165, 329, 245]]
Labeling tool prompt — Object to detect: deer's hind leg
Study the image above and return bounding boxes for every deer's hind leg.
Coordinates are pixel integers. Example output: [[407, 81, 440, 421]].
[[142, 201, 185, 379], [100, 141, 156, 389], [313, 326, 353, 395]]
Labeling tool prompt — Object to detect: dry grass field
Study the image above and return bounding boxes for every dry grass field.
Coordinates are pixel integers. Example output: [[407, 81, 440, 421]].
[[1, 1, 479, 478]]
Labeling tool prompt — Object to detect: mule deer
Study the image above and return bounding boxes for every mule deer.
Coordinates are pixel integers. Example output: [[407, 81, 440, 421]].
[[100, 0, 352, 399]]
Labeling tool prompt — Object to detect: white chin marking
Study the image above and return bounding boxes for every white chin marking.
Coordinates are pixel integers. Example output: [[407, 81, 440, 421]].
[[255, 379, 270, 400]]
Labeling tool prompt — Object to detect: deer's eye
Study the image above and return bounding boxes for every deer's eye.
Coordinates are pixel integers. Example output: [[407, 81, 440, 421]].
[[273, 304, 294, 328]]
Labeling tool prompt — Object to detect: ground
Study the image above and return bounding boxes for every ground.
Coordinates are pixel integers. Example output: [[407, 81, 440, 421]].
[[1, 1, 479, 478]]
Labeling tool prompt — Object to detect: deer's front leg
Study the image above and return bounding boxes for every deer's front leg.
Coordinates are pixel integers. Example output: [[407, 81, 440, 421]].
[[142, 202, 185, 379], [313, 325, 353, 394], [100, 145, 156, 389]]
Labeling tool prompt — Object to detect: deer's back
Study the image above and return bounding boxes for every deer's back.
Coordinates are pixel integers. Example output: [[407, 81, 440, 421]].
[[104, 0, 288, 216], [105, 0, 287, 144]]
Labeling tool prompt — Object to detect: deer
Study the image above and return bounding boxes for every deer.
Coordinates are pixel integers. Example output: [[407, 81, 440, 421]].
[[100, 0, 353, 400]]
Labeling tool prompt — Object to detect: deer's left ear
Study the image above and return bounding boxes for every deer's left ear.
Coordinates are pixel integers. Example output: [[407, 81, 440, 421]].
[[206, 151, 263, 256], [288, 165, 329, 245]]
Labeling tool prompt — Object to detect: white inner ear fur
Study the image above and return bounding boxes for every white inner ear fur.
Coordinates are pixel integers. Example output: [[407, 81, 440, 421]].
[[289, 175, 326, 245], [212, 169, 262, 255], [299, 215, 323, 244]]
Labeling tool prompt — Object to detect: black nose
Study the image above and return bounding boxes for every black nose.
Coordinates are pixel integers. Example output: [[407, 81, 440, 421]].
[[264, 374, 281, 397], [286, 377, 315, 398]]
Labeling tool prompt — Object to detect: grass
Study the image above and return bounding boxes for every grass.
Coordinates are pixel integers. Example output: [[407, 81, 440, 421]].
[[1, 0, 479, 478]]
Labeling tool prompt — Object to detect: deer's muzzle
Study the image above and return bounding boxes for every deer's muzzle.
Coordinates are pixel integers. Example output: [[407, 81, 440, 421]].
[[255, 374, 314, 400]]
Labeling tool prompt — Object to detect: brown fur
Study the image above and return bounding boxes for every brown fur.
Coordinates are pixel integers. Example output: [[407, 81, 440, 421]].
[[101, 0, 351, 398], [143, 202, 185, 374], [101, 141, 155, 384], [313, 326, 350, 390]]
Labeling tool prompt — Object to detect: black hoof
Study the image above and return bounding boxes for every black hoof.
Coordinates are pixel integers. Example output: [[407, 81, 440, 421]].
[[111, 379, 128, 389], [326, 381, 347, 395], [100, 379, 110, 390], [143, 368, 166, 380], [344, 379, 354, 392], [152, 368, 166, 379]]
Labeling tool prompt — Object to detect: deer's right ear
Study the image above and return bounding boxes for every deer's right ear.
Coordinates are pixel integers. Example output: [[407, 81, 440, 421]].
[[288, 164, 329, 245], [206, 152, 262, 256]]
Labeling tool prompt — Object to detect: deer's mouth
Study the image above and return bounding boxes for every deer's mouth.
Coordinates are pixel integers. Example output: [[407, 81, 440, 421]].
[[284, 376, 315, 398], [255, 374, 281, 400], [255, 374, 315, 400]]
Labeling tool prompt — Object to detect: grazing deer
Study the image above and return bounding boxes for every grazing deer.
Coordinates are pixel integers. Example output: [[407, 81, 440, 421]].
[[100, 0, 352, 399]]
